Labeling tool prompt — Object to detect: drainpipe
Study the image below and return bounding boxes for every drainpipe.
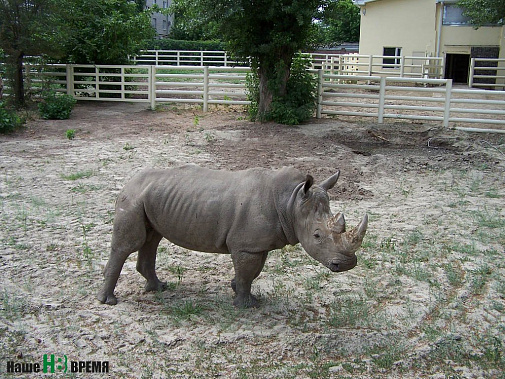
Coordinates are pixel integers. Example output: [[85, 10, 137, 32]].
[[436, 2, 444, 58]]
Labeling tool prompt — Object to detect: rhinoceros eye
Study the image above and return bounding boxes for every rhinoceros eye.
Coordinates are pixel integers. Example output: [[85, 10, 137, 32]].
[[313, 231, 321, 239]]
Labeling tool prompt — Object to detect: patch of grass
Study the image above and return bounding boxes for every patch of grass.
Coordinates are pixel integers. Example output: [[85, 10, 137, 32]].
[[484, 188, 501, 198], [444, 262, 464, 287], [66, 129, 76, 140], [329, 295, 370, 328], [71, 183, 101, 193], [123, 142, 135, 151], [61, 170, 94, 181], [170, 300, 204, 321]]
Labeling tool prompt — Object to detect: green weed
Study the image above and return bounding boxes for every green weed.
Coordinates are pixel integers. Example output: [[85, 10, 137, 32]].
[[61, 170, 93, 181]]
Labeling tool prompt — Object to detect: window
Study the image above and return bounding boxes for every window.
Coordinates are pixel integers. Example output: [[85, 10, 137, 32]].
[[163, 19, 167, 30], [383, 47, 401, 68], [443, 5, 471, 25]]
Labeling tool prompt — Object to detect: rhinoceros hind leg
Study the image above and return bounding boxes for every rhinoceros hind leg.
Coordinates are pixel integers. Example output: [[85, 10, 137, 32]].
[[136, 230, 167, 292], [231, 251, 267, 308]]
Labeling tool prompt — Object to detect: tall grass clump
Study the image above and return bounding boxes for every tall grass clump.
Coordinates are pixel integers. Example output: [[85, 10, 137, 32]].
[[0, 102, 24, 133], [38, 91, 77, 120]]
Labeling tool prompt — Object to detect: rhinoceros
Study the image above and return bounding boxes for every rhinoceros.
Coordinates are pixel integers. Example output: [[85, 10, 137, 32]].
[[97, 165, 368, 308]]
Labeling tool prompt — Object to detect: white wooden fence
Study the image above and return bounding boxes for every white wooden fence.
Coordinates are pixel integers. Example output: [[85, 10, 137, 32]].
[[132, 50, 245, 67], [469, 58, 505, 90], [317, 73, 505, 132], [19, 64, 505, 132], [132, 50, 445, 80]]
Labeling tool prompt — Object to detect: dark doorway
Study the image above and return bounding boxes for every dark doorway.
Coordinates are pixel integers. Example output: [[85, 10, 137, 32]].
[[445, 54, 470, 83]]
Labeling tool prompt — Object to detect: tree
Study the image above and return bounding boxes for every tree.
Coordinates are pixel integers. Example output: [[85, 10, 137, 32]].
[[316, 0, 360, 45], [0, 0, 156, 106], [457, 0, 504, 26], [168, 0, 219, 41], [59, 0, 155, 64], [0, 0, 60, 106], [199, 0, 322, 119]]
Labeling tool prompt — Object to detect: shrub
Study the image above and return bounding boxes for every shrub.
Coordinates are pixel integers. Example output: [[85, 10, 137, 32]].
[[38, 92, 77, 120], [0, 102, 23, 134], [246, 53, 317, 125], [147, 38, 225, 51]]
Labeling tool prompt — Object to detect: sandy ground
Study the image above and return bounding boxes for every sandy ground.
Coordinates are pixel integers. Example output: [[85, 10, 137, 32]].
[[1, 102, 504, 378]]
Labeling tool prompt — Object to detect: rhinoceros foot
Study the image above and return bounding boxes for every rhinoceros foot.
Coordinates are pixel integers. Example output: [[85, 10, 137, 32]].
[[144, 278, 168, 293], [233, 293, 260, 309], [97, 291, 118, 306]]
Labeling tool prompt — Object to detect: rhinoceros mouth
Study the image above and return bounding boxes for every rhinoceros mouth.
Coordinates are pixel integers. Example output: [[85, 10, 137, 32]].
[[328, 262, 341, 272], [328, 257, 357, 272]]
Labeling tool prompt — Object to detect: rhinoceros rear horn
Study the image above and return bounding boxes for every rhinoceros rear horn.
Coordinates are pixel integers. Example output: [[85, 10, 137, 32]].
[[320, 171, 340, 191], [329, 212, 346, 233]]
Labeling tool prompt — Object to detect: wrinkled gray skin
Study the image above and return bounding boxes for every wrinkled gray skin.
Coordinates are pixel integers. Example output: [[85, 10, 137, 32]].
[[97, 165, 368, 308]]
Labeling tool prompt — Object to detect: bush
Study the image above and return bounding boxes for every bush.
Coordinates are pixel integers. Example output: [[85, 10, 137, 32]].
[[38, 92, 77, 120], [147, 39, 225, 51], [246, 53, 317, 125], [0, 102, 24, 134]]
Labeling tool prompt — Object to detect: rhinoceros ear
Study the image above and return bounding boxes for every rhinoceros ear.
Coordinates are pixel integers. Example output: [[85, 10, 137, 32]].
[[302, 175, 314, 198], [320, 171, 340, 191]]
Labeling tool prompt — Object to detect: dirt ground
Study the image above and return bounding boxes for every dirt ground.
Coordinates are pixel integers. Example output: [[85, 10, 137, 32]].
[[1, 102, 504, 378]]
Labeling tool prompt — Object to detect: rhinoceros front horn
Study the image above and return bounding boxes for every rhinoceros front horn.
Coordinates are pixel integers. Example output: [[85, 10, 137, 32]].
[[340, 214, 368, 252]]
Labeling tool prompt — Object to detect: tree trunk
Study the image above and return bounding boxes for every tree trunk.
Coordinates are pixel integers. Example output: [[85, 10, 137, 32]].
[[10, 52, 25, 107], [256, 56, 292, 121], [257, 66, 273, 119]]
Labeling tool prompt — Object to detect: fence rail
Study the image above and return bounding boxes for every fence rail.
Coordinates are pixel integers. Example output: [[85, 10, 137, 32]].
[[132, 50, 445, 80], [317, 72, 505, 132], [469, 58, 505, 90], [12, 63, 505, 132]]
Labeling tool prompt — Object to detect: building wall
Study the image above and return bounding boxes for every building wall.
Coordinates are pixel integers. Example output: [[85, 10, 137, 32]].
[[146, 0, 173, 38], [357, 0, 504, 59], [358, 0, 437, 57]]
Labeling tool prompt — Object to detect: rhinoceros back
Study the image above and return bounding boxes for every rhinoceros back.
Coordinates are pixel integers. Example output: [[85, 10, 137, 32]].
[[117, 165, 304, 254]]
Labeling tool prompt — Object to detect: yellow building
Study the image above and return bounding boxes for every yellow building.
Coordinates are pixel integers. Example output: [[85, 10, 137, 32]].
[[353, 0, 505, 84]]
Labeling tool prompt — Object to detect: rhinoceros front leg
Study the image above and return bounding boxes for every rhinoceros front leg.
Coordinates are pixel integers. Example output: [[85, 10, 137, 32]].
[[136, 230, 167, 292], [97, 208, 147, 305], [231, 251, 268, 308]]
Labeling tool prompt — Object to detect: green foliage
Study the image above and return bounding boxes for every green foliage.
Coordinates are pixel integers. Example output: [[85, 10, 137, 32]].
[[59, 0, 155, 64], [245, 71, 260, 121], [38, 92, 77, 120], [247, 54, 317, 125], [458, 0, 505, 26], [315, 0, 361, 46], [198, 0, 321, 116], [0, 102, 24, 134], [269, 54, 317, 125], [66, 129, 76, 140], [168, 0, 220, 40]]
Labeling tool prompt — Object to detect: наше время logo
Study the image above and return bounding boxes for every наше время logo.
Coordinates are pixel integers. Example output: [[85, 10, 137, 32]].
[[6, 354, 109, 374]]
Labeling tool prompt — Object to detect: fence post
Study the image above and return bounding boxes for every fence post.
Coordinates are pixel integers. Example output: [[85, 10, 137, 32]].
[[368, 55, 373, 76], [378, 76, 386, 124], [443, 79, 452, 128], [203, 66, 209, 112], [66, 65, 74, 96], [317, 70, 323, 119], [469, 58, 475, 88], [400, 56, 405, 77], [150, 66, 156, 110]]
